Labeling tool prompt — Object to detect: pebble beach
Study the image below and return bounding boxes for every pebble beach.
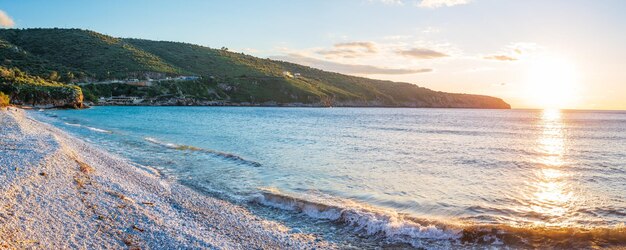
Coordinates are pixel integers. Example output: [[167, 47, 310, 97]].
[[0, 108, 334, 249]]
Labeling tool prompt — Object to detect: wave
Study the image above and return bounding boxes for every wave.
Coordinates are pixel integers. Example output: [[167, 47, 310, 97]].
[[254, 188, 462, 248], [144, 137, 262, 167], [84, 126, 112, 133], [253, 188, 626, 249], [63, 122, 112, 133], [145, 137, 180, 148]]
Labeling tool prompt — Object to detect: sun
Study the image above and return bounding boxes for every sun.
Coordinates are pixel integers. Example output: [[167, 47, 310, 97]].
[[524, 56, 580, 109]]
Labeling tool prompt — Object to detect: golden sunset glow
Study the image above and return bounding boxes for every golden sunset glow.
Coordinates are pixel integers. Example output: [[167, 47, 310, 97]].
[[527, 109, 574, 225], [2, 1, 626, 249], [524, 57, 581, 109]]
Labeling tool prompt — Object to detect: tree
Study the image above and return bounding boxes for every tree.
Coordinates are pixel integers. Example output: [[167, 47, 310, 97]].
[[48, 71, 60, 81], [61, 71, 75, 83]]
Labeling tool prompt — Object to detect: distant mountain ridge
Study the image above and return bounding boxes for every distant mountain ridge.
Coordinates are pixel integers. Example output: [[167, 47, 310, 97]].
[[0, 28, 511, 109]]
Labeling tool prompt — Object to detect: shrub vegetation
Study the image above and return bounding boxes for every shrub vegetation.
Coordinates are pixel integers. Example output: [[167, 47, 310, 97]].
[[0, 91, 9, 107]]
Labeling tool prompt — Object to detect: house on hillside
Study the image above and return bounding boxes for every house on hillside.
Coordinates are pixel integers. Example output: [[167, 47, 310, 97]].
[[174, 76, 200, 81], [98, 96, 144, 105]]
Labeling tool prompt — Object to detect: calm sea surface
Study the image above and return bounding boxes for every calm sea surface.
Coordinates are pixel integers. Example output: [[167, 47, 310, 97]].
[[33, 107, 626, 248]]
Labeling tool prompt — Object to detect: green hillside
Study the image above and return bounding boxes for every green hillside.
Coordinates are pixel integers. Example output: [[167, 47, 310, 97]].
[[0, 28, 178, 80], [0, 28, 510, 108]]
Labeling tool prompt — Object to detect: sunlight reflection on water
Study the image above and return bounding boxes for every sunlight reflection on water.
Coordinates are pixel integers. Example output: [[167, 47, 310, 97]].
[[528, 109, 575, 225]]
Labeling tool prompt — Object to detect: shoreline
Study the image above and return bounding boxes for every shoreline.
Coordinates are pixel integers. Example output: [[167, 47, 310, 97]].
[[20, 103, 513, 110], [0, 108, 334, 249], [3, 107, 626, 249], [19, 104, 626, 112]]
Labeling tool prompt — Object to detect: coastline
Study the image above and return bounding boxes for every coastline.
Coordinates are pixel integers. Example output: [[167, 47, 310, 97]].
[[3, 106, 625, 249], [0, 108, 333, 249], [88, 104, 512, 109]]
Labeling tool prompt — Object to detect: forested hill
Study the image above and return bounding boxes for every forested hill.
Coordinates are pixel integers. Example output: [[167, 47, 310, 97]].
[[0, 28, 510, 109]]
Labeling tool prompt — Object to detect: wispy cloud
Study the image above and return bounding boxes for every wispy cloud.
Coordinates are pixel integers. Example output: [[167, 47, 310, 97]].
[[274, 39, 457, 76], [483, 42, 540, 62], [0, 10, 15, 28], [317, 42, 378, 58], [484, 55, 517, 61], [334, 42, 378, 53], [417, 0, 471, 8], [317, 49, 366, 59], [274, 53, 432, 75], [396, 48, 449, 59]]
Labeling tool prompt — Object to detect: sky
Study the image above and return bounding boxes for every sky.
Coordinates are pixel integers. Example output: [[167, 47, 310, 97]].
[[1, 0, 625, 110]]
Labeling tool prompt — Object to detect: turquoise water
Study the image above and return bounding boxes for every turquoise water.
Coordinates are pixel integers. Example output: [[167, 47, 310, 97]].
[[33, 107, 626, 248]]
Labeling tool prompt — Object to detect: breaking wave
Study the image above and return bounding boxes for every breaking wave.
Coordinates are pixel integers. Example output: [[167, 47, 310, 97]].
[[144, 137, 262, 167], [254, 188, 461, 248], [84, 126, 112, 133], [63, 122, 112, 133], [253, 189, 626, 249]]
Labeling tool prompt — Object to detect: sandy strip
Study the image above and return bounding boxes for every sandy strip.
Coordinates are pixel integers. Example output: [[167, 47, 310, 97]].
[[0, 108, 335, 249]]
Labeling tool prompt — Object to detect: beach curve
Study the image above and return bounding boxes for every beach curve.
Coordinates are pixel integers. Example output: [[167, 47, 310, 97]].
[[0, 108, 334, 249]]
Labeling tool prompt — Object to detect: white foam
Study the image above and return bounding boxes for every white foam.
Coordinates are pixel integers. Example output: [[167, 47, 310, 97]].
[[302, 204, 342, 220], [63, 122, 112, 133], [64, 122, 81, 127], [144, 137, 179, 148], [85, 126, 112, 133], [255, 189, 462, 248]]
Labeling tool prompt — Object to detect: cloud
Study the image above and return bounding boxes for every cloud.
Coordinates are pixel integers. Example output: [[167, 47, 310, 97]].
[[483, 42, 540, 62], [417, 0, 470, 8], [273, 53, 432, 75], [0, 10, 14, 28], [396, 48, 449, 59], [317, 49, 362, 58], [317, 41, 378, 58], [484, 55, 518, 61], [334, 42, 377, 53]]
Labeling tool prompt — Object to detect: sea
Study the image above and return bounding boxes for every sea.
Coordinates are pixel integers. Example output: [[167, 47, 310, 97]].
[[31, 106, 626, 249]]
